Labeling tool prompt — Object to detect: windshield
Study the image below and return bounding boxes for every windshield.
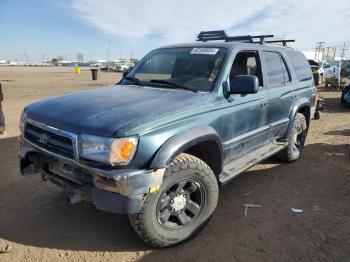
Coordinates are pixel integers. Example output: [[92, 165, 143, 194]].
[[122, 47, 227, 92]]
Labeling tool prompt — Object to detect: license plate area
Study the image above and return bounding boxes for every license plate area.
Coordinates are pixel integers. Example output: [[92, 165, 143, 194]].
[[49, 160, 92, 185]]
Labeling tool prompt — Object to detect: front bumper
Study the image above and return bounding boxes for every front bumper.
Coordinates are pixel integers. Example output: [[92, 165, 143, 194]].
[[18, 136, 164, 214]]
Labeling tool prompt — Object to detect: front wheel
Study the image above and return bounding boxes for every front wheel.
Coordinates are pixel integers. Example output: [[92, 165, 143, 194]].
[[129, 153, 219, 247], [276, 113, 308, 162]]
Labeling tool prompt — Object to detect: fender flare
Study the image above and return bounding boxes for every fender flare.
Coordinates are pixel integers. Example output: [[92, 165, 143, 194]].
[[284, 98, 310, 139], [150, 125, 223, 170]]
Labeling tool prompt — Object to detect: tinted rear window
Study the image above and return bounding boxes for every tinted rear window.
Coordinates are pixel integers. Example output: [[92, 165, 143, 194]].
[[286, 51, 313, 82]]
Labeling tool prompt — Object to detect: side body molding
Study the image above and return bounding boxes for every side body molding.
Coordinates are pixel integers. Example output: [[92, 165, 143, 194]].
[[150, 126, 223, 170]]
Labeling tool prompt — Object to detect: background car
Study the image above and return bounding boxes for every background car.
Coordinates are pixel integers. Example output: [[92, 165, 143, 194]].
[[308, 59, 321, 86], [323, 60, 350, 79]]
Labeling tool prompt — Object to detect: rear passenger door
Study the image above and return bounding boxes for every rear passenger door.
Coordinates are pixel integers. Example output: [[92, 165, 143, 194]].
[[262, 51, 293, 139]]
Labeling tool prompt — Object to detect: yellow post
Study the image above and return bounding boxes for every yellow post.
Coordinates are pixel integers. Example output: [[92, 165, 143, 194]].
[[75, 66, 81, 74]]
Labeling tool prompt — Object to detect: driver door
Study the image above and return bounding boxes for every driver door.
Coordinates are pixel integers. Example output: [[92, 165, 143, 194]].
[[220, 50, 270, 164]]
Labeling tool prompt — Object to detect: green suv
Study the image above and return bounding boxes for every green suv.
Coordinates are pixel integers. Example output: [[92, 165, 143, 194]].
[[18, 31, 316, 247]]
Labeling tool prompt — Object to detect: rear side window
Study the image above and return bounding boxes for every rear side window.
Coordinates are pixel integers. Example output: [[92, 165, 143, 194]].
[[286, 51, 313, 82], [263, 51, 290, 87]]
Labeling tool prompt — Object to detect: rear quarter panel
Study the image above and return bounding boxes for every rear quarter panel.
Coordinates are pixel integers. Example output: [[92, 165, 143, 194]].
[[282, 49, 316, 123]]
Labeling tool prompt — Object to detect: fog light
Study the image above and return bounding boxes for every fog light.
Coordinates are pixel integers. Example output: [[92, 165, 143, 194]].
[[149, 184, 160, 193]]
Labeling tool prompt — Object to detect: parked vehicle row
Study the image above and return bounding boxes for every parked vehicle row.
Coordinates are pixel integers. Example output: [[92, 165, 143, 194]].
[[308, 59, 322, 86], [323, 60, 350, 79]]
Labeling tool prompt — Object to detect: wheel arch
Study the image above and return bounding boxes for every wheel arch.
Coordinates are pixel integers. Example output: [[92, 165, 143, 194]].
[[284, 99, 310, 139], [150, 126, 223, 176]]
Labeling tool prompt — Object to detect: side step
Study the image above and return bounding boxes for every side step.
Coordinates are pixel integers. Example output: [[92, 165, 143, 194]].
[[219, 142, 287, 184]]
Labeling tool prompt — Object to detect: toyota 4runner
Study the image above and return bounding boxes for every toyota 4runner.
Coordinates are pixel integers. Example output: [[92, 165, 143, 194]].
[[18, 31, 316, 247]]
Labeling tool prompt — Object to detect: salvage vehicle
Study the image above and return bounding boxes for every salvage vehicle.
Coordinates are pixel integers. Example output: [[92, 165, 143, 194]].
[[18, 31, 316, 247], [308, 59, 321, 86], [324, 60, 350, 80], [317, 61, 328, 79]]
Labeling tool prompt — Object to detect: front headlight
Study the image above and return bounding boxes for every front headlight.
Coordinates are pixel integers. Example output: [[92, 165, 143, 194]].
[[19, 110, 27, 133], [109, 137, 138, 165], [79, 135, 138, 165]]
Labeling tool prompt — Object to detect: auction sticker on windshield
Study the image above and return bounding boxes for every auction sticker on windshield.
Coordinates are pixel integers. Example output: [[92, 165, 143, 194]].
[[190, 48, 219, 55]]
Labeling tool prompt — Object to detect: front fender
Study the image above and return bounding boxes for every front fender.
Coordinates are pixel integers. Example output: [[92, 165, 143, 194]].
[[150, 125, 223, 169]]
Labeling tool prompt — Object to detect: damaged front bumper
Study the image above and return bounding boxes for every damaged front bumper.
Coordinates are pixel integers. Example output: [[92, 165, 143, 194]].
[[18, 136, 164, 214]]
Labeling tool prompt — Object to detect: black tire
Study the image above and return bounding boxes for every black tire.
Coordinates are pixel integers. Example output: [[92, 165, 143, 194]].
[[313, 73, 320, 86], [276, 113, 307, 162], [341, 90, 345, 105], [129, 153, 219, 247], [314, 111, 321, 120]]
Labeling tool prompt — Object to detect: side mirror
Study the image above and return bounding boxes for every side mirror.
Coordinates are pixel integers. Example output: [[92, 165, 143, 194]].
[[230, 75, 259, 95], [122, 67, 134, 78]]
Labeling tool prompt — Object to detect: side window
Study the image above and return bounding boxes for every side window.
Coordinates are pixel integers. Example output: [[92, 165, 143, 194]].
[[285, 51, 313, 82], [280, 55, 291, 83], [263, 51, 286, 87], [229, 51, 263, 86]]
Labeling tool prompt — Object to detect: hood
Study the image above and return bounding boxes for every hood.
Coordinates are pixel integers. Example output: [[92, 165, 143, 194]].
[[26, 85, 213, 137]]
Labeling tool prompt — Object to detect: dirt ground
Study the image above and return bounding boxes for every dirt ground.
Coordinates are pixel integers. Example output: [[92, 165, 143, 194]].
[[0, 67, 349, 262]]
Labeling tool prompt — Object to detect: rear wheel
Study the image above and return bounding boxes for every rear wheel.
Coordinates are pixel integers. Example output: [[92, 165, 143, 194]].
[[313, 73, 320, 86], [314, 111, 321, 120], [129, 153, 218, 247], [341, 89, 346, 105], [276, 113, 307, 162]]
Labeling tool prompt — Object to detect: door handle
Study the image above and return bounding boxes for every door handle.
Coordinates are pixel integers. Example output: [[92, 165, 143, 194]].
[[260, 101, 268, 108]]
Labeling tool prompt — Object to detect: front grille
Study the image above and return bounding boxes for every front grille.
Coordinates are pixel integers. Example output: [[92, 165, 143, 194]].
[[24, 123, 75, 158]]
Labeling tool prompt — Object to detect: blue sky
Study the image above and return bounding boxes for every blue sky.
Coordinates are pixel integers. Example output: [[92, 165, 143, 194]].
[[1, 0, 349, 61], [0, 0, 117, 61]]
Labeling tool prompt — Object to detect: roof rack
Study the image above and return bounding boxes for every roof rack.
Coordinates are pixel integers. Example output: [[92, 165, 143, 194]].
[[196, 30, 294, 46], [264, 40, 295, 47]]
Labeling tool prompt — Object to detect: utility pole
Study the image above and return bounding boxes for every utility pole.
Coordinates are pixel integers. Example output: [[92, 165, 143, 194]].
[[107, 40, 111, 87], [338, 43, 347, 87], [325, 47, 330, 62], [340, 42, 347, 60], [324, 47, 337, 62], [332, 48, 337, 61], [321, 46, 326, 61], [315, 42, 325, 60]]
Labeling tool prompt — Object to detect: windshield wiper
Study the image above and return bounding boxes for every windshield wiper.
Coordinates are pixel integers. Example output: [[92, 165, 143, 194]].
[[124, 76, 144, 86], [149, 79, 197, 93]]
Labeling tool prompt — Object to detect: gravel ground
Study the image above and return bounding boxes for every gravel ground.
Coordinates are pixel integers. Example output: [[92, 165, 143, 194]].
[[0, 67, 349, 262]]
